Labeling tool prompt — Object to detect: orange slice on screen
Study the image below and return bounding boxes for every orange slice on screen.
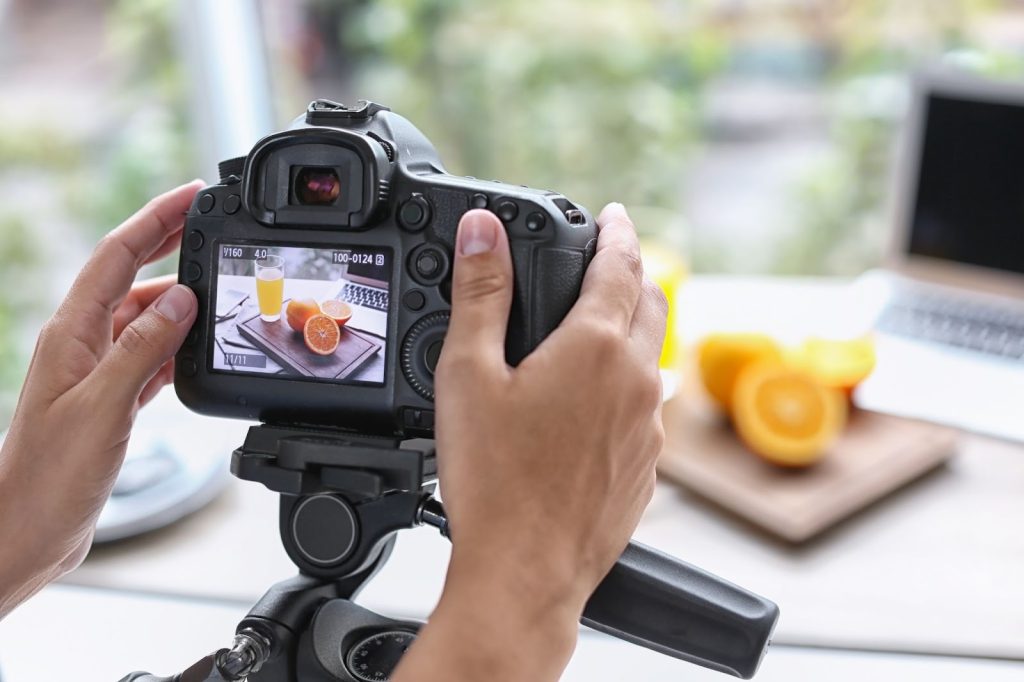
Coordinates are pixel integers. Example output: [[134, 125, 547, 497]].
[[794, 336, 877, 393], [303, 314, 340, 355], [697, 333, 784, 410], [286, 298, 320, 333], [319, 300, 353, 327], [732, 361, 847, 468]]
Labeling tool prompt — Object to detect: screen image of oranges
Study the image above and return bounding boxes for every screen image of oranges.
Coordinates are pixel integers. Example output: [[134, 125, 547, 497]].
[[303, 314, 340, 355], [319, 300, 353, 327], [286, 298, 320, 333]]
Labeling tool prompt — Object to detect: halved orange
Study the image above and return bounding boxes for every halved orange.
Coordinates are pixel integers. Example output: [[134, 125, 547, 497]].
[[697, 333, 783, 410], [732, 361, 847, 468], [319, 299, 353, 327], [794, 336, 876, 393], [303, 314, 340, 355]]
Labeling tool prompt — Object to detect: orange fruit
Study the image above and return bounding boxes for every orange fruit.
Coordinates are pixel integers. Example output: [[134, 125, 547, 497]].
[[319, 300, 353, 327], [732, 361, 847, 468], [303, 314, 340, 355], [697, 333, 783, 410], [286, 298, 320, 333], [794, 336, 876, 393]]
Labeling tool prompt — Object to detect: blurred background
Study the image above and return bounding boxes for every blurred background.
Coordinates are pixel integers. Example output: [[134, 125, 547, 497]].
[[4, 0, 1024, 424], [3, 3, 1024, 680]]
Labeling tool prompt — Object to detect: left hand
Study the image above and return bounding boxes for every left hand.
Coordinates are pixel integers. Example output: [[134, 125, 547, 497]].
[[0, 180, 203, 619]]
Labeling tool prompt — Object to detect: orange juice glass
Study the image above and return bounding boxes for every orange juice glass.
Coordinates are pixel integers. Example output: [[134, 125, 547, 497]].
[[255, 255, 285, 322]]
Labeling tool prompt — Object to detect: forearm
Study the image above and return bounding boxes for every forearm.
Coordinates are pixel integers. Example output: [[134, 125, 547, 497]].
[[0, 457, 51, 620], [392, 555, 581, 682]]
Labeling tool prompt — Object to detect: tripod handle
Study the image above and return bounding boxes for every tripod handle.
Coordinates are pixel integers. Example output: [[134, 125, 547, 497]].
[[582, 540, 779, 679], [419, 499, 779, 677]]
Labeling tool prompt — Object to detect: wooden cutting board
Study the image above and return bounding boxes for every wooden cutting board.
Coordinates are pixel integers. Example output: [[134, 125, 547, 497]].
[[657, 381, 960, 542], [237, 306, 381, 380]]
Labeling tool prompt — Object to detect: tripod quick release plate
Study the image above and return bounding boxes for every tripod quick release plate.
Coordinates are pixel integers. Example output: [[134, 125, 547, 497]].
[[231, 424, 437, 499]]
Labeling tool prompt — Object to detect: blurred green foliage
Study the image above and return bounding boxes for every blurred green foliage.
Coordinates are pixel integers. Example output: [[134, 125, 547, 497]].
[[0, 214, 37, 422], [783, 1, 1024, 274], [67, 0, 194, 248], [0, 0, 194, 415], [337, 0, 726, 237]]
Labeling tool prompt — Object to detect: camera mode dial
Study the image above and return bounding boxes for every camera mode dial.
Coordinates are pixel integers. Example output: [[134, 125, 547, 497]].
[[401, 312, 450, 401]]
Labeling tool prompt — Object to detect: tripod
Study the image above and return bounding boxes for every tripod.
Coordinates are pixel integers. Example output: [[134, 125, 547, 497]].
[[121, 424, 779, 681]]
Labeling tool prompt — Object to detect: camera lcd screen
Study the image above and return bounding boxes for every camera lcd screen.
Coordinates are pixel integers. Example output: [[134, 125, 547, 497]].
[[212, 243, 391, 385]]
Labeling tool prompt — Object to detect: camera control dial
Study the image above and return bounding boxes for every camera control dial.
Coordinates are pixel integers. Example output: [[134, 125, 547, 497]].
[[401, 311, 450, 401], [345, 629, 417, 682]]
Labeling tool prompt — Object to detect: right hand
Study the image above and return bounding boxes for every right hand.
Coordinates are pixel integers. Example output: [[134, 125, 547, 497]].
[[394, 204, 667, 682]]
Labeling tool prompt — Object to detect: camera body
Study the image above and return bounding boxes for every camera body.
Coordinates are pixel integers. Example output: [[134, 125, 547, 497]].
[[175, 100, 597, 437]]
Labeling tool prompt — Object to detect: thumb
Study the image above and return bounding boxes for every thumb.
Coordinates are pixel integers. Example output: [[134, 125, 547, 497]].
[[92, 284, 198, 408], [444, 209, 514, 370]]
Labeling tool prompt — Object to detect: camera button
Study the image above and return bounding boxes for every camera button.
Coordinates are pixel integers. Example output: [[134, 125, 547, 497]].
[[187, 230, 204, 251], [409, 244, 450, 286], [402, 408, 435, 430], [402, 289, 426, 311], [198, 193, 215, 213], [526, 211, 547, 232], [180, 358, 198, 377], [399, 195, 432, 231], [224, 194, 241, 214], [425, 341, 443, 375], [415, 252, 441, 279], [496, 200, 519, 222], [184, 261, 202, 283], [470, 193, 488, 209]]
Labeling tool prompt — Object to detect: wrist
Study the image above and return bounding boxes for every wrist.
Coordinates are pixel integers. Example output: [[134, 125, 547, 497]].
[[395, 552, 581, 682], [0, 442, 67, 619]]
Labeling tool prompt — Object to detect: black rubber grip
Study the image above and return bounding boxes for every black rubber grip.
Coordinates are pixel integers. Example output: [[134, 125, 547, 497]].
[[582, 541, 780, 679]]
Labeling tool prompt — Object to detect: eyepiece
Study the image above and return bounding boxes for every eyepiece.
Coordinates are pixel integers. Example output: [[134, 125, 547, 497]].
[[295, 167, 341, 206]]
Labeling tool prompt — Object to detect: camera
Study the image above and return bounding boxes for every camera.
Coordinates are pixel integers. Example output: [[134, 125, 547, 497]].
[[174, 100, 597, 436]]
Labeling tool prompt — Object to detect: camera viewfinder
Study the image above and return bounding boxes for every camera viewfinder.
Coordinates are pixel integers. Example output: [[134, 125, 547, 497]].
[[294, 167, 342, 206]]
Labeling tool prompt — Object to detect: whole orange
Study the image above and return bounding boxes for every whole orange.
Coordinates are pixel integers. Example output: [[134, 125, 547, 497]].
[[286, 298, 319, 333]]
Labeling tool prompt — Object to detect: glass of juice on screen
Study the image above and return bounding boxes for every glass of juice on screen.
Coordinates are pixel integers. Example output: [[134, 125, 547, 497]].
[[255, 254, 285, 322]]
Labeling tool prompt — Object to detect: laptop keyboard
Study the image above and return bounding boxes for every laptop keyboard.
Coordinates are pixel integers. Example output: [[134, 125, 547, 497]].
[[339, 282, 389, 312], [878, 294, 1024, 360]]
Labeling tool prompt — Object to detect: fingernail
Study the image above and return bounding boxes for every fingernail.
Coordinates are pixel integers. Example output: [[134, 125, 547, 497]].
[[458, 211, 499, 256], [155, 285, 196, 323], [598, 202, 627, 223]]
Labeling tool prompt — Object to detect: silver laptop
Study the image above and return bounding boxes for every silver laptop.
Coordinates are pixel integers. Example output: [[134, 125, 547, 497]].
[[854, 69, 1024, 442], [335, 258, 390, 338]]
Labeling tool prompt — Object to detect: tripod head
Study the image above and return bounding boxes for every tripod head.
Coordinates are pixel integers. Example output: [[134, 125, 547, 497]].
[[122, 425, 779, 681]]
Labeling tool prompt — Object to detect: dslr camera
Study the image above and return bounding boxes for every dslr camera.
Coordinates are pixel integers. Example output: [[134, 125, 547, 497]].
[[175, 100, 597, 436]]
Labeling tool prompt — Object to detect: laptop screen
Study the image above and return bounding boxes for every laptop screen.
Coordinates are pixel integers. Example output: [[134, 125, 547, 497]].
[[345, 256, 389, 288], [907, 92, 1024, 275]]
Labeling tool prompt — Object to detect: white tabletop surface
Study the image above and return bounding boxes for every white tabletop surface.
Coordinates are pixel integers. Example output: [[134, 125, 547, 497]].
[[1, 584, 1022, 682], [2, 276, 1022, 680]]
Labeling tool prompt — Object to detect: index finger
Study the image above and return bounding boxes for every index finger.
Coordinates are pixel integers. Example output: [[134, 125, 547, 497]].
[[67, 180, 204, 315], [564, 202, 644, 332]]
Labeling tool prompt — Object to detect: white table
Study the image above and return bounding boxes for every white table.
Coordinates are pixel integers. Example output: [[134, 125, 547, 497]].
[[1, 276, 1021, 680]]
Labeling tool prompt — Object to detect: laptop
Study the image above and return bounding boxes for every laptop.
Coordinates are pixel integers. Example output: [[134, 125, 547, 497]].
[[335, 257, 390, 338], [853, 69, 1024, 442]]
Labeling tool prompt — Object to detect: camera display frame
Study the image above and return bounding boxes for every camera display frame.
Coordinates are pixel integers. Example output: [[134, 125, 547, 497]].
[[175, 100, 597, 437]]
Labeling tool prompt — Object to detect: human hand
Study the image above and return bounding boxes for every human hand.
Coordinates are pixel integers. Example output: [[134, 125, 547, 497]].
[[393, 204, 667, 682], [0, 181, 203, 619]]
